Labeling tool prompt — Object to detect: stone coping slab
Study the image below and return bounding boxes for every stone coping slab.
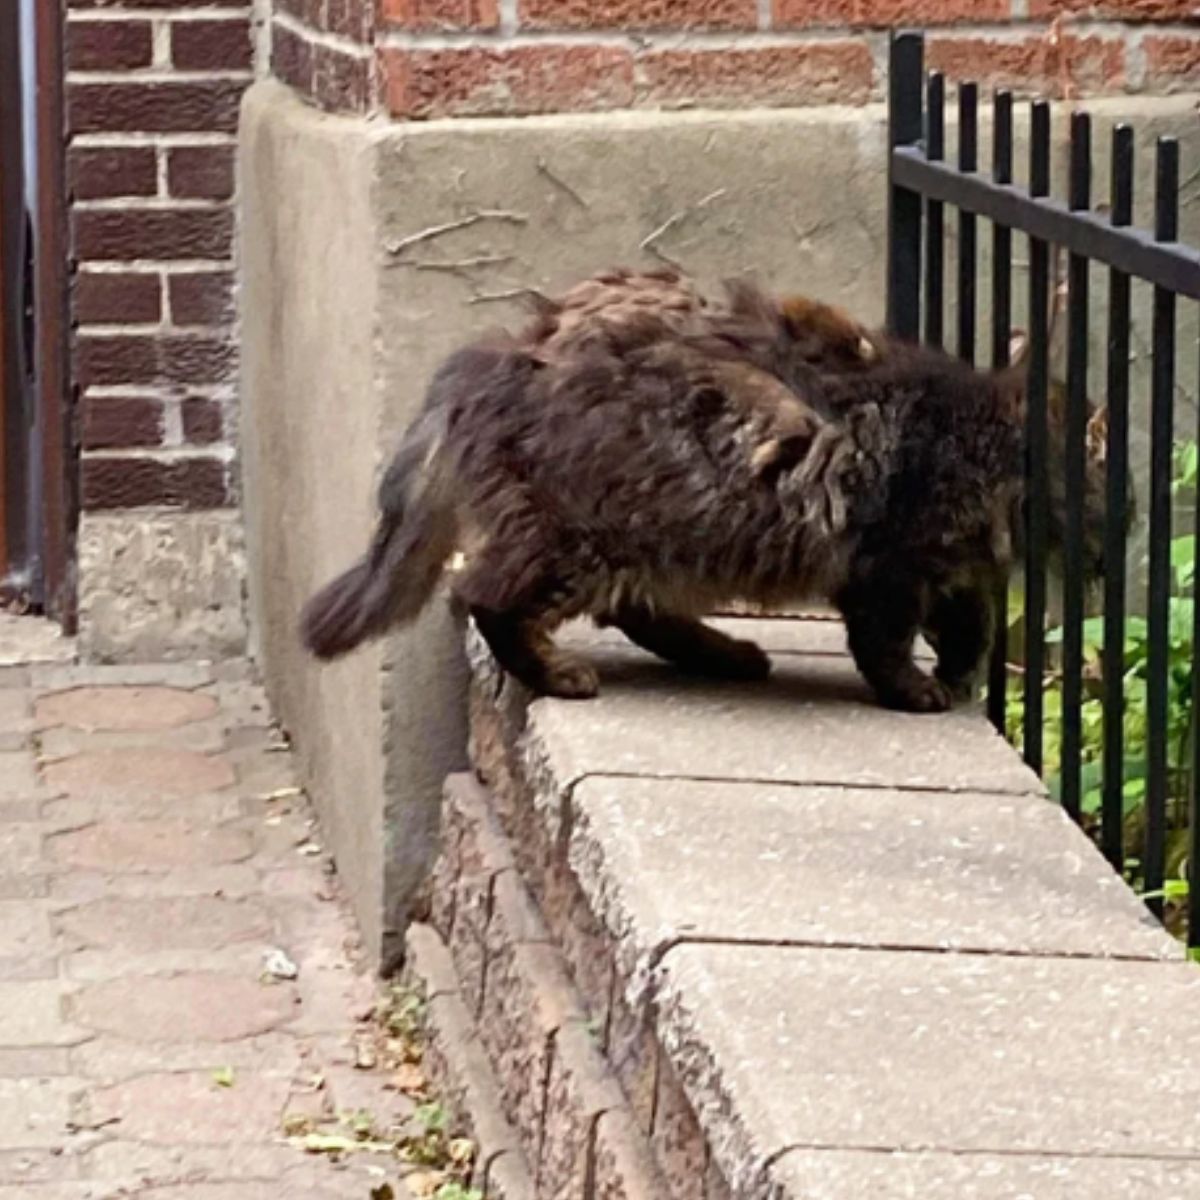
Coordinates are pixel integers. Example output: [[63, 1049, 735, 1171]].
[[565, 776, 1177, 999], [771, 1148, 1200, 1200], [655, 943, 1200, 1199], [501, 620, 1041, 801]]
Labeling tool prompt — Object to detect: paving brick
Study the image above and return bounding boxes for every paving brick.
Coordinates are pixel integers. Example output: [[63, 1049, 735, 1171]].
[[56, 895, 272, 953], [70, 1030, 304, 1080], [0, 824, 44, 876], [85, 1070, 293, 1144], [35, 686, 219, 732], [0, 957, 58, 983], [49, 864, 259, 903], [31, 664, 213, 691], [71, 974, 296, 1042], [0, 753, 40, 799], [0, 903, 53, 957], [41, 747, 234, 800], [0, 1047, 72, 1078], [48, 821, 252, 872], [0, 983, 79, 1047], [0, 1079, 76, 1149], [37, 721, 226, 760]]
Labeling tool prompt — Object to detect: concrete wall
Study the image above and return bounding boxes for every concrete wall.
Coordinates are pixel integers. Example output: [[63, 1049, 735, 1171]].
[[238, 81, 892, 964]]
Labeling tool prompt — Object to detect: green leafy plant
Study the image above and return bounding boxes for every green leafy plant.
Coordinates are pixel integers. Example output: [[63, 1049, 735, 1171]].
[[1005, 440, 1196, 944]]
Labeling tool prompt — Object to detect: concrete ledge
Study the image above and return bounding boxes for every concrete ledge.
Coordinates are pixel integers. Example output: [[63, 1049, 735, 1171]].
[[446, 615, 1199, 1198]]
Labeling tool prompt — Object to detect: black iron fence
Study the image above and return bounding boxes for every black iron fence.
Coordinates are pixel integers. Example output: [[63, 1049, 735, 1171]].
[[885, 30, 1200, 954]]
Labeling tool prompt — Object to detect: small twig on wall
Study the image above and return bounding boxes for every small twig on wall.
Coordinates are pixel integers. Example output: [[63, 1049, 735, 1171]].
[[401, 255, 516, 276], [639, 188, 728, 267], [469, 287, 552, 306], [536, 158, 590, 209], [385, 210, 529, 257]]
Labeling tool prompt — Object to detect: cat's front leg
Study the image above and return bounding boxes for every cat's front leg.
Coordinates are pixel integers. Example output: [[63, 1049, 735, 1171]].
[[923, 585, 993, 702], [837, 578, 954, 713]]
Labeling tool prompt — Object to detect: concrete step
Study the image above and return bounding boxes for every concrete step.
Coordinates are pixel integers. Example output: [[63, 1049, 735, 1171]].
[[454, 614, 1200, 1199]]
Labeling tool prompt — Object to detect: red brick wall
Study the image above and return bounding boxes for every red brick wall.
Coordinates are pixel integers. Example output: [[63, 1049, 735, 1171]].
[[363, 0, 1200, 119], [66, 0, 254, 513]]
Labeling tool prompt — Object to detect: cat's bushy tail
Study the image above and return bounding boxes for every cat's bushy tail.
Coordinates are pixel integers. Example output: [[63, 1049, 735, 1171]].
[[300, 404, 456, 660]]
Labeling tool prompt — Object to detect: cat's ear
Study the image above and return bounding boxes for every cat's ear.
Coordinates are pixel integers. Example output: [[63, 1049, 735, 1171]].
[[991, 359, 1028, 421]]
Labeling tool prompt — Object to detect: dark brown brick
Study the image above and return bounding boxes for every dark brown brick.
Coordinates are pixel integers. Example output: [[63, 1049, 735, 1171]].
[[521, 0, 755, 30], [69, 0, 249, 7], [313, 45, 371, 112], [76, 333, 234, 388], [172, 18, 253, 71], [380, 0, 499, 29], [381, 45, 635, 118], [272, 23, 315, 95], [73, 207, 233, 262], [181, 399, 223, 445], [167, 146, 235, 200], [68, 79, 248, 135], [67, 19, 153, 70], [326, 0, 374, 41], [774, 0, 1006, 24], [81, 396, 164, 450], [75, 271, 161, 326], [636, 41, 875, 108], [276, 0, 325, 24], [69, 146, 158, 201], [169, 271, 234, 326], [81, 456, 229, 510]]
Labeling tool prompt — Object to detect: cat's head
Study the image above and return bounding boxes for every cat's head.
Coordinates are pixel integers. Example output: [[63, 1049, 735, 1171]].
[[998, 329, 1133, 581], [777, 295, 880, 370]]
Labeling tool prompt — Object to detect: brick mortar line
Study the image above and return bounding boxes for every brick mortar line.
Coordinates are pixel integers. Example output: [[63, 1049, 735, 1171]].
[[374, 18, 1200, 52], [77, 322, 234, 336], [74, 197, 231, 211], [82, 446, 236, 462], [71, 133, 237, 148], [76, 259, 234, 272], [66, 68, 254, 84], [84, 383, 234, 399], [271, 11, 374, 59], [68, 8, 251, 20]]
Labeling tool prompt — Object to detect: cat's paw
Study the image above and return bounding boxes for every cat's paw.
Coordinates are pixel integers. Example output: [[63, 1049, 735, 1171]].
[[710, 638, 773, 681], [541, 658, 600, 700], [880, 673, 955, 714], [934, 669, 979, 704]]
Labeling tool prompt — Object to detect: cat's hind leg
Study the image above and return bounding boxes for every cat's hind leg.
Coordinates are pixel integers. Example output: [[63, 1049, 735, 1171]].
[[600, 606, 771, 681], [923, 584, 993, 702], [470, 607, 598, 699]]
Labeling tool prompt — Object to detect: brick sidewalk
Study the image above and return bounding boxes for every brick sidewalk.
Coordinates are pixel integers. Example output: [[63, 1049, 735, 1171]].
[[0, 623, 419, 1199]]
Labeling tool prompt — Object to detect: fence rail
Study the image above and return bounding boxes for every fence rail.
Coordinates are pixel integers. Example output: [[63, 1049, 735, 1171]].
[[885, 30, 1200, 953]]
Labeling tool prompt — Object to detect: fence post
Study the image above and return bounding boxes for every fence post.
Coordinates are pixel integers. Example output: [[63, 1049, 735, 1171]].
[[887, 31, 924, 340]]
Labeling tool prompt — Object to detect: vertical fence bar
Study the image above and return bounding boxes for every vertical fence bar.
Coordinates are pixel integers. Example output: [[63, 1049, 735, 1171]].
[[957, 83, 978, 364], [1191, 316, 1200, 955], [924, 73, 946, 348], [1145, 137, 1179, 917], [1060, 112, 1092, 824], [987, 89, 1015, 733], [888, 32, 924, 341], [1102, 125, 1133, 874], [1024, 101, 1052, 775]]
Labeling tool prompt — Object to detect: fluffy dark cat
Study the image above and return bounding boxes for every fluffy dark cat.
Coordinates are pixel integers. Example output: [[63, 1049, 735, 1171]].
[[301, 278, 1117, 713]]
